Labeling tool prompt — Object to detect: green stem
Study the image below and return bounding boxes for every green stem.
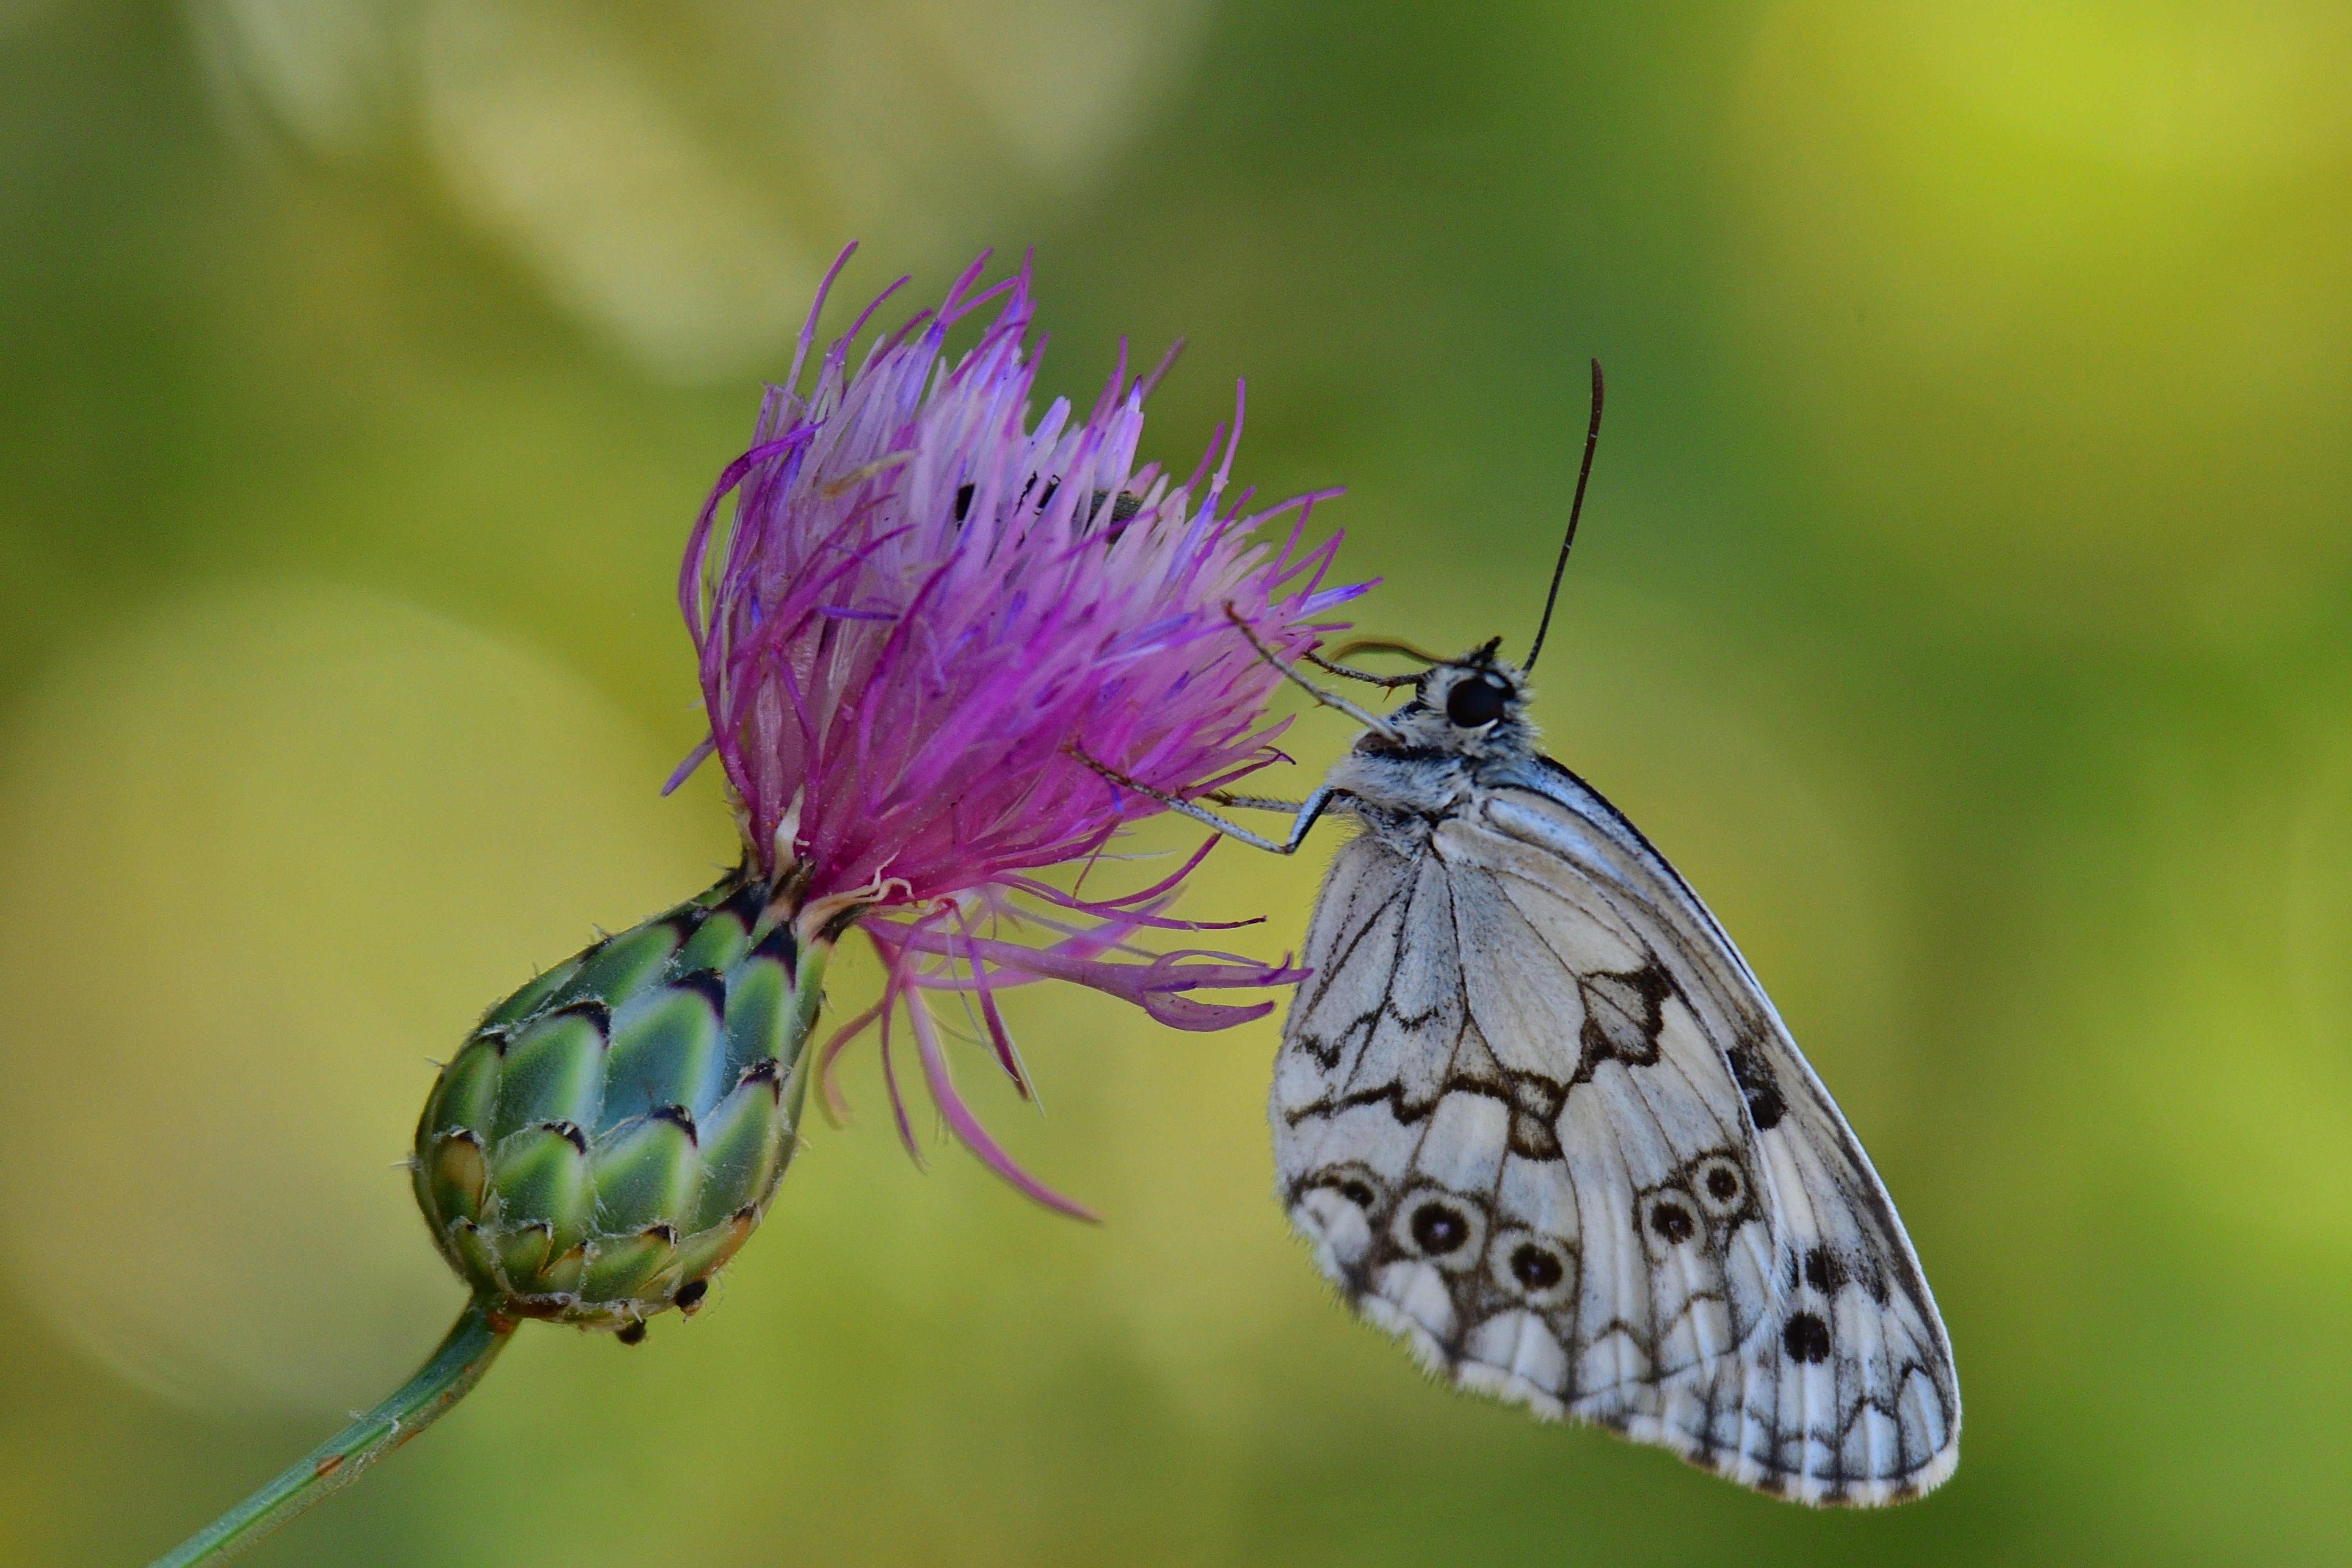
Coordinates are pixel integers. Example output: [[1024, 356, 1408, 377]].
[[148, 1298, 513, 1568]]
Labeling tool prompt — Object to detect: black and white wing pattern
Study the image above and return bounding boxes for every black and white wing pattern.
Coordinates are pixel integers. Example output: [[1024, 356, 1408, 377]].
[[1272, 759, 1958, 1504]]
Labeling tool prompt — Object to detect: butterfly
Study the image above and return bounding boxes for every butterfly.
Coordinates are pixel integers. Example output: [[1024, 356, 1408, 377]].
[[1083, 363, 1958, 1504]]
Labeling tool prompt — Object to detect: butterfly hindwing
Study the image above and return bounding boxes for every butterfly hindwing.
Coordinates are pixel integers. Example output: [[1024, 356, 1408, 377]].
[[1272, 755, 1958, 1506]]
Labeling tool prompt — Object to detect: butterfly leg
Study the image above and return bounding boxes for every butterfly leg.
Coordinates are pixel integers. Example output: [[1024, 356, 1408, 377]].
[[1069, 744, 1338, 855], [1205, 791, 1309, 813], [1221, 603, 1406, 739]]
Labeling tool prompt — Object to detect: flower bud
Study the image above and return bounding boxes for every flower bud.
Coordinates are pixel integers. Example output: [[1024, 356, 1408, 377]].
[[412, 873, 802, 1335]]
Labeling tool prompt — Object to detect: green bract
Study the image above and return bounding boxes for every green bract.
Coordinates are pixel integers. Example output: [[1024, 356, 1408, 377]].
[[411, 872, 809, 1336]]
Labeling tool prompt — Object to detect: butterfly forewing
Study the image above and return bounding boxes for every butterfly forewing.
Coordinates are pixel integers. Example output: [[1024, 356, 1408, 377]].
[[1273, 712, 1958, 1506]]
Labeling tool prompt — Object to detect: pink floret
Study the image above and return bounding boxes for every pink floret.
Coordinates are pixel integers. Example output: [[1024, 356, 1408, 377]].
[[673, 245, 1366, 1215]]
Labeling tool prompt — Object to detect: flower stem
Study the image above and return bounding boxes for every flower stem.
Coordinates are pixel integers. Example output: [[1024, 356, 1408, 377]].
[[147, 1298, 514, 1568]]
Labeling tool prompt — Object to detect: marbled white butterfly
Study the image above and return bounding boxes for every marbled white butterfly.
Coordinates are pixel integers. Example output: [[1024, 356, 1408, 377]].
[[1082, 364, 1958, 1504]]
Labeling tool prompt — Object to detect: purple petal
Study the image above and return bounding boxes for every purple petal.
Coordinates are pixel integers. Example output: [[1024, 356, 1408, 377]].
[[906, 989, 1097, 1221]]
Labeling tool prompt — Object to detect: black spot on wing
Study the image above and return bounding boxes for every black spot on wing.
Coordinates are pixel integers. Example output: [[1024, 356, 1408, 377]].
[[1510, 1242, 1564, 1291], [1724, 1036, 1786, 1131], [1647, 1199, 1695, 1245], [1803, 1246, 1843, 1294], [1409, 1200, 1472, 1256], [1572, 963, 1673, 1082]]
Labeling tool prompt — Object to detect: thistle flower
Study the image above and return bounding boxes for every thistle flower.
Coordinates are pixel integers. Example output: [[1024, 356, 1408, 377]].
[[161, 248, 1363, 1567], [670, 245, 1365, 1215]]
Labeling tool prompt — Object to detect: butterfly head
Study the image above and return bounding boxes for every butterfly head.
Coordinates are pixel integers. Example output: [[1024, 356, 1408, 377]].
[[1363, 638, 1534, 760]]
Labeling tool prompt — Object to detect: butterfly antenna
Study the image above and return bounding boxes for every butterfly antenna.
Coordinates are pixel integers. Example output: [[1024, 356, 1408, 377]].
[[1521, 358, 1605, 675]]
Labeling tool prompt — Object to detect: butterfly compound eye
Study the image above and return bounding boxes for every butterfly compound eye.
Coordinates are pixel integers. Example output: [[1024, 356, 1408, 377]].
[[1445, 674, 1511, 729]]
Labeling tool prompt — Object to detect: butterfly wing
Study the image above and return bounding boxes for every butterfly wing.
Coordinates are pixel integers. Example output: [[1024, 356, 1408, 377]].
[[1272, 759, 1958, 1505]]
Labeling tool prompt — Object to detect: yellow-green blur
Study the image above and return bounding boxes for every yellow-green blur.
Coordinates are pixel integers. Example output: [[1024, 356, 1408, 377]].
[[2, 4, 2348, 1565]]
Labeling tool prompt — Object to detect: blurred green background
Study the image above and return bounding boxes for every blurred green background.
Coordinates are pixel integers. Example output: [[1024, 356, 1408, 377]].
[[3, 2, 2349, 1563]]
